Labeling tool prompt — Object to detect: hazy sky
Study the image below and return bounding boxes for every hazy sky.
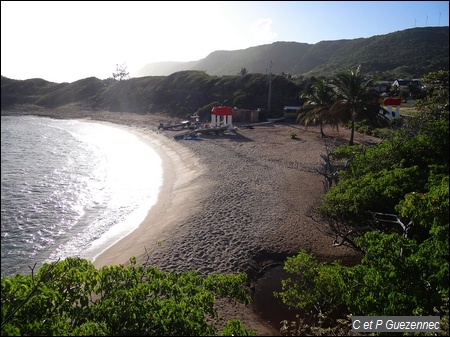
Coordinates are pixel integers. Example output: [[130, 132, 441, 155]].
[[2, 1, 449, 83]]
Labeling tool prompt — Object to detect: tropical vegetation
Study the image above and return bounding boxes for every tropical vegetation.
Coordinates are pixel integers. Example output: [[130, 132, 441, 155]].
[[275, 70, 449, 335], [297, 66, 390, 144], [1, 257, 256, 336], [296, 79, 335, 138], [1, 71, 302, 119], [1, 69, 448, 336]]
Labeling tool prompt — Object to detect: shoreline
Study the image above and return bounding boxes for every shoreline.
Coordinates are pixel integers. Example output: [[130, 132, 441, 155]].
[[91, 123, 206, 269], [2, 109, 376, 334]]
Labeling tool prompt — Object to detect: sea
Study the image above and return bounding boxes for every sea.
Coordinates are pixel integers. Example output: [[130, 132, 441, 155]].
[[1, 115, 163, 278]]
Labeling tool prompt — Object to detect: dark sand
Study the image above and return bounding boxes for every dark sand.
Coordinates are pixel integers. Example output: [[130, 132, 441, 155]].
[[3, 109, 379, 334]]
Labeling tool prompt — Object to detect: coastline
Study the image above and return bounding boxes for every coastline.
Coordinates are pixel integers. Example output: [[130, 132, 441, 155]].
[[2, 109, 378, 334], [92, 123, 206, 269]]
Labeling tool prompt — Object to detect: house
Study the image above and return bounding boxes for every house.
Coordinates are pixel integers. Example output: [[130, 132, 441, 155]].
[[232, 107, 260, 123], [392, 79, 422, 90], [392, 79, 411, 90], [372, 81, 392, 93]]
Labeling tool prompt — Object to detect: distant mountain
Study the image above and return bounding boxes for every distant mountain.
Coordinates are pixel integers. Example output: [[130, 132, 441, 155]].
[[136, 61, 200, 78], [134, 27, 449, 79], [1, 27, 448, 119]]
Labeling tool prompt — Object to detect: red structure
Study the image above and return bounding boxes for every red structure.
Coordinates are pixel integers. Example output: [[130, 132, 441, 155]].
[[383, 97, 402, 118], [384, 97, 402, 106], [211, 106, 233, 126]]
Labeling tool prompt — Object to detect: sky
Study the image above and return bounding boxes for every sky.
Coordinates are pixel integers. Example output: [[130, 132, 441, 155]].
[[2, 1, 449, 83]]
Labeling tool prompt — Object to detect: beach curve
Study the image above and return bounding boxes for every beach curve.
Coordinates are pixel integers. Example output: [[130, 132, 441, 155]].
[[91, 124, 206, 269], [2, 109, 378, 335]]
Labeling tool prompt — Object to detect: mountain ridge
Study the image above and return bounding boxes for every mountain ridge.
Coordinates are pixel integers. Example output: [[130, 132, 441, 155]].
[[134, 27, 449, 79], [1, 26, 448, 119]]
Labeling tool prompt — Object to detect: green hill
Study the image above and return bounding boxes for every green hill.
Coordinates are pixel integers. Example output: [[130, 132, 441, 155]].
[[136, 27, 449, 79], [1, 71, 302, 119], [2, 27, 448, 118]]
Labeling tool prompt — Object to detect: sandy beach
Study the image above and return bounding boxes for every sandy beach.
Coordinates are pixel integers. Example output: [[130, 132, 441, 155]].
[[2, 109, 379, 334]]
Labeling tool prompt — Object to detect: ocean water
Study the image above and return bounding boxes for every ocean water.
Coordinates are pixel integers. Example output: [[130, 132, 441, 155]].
[[1, 115, 163, 278]]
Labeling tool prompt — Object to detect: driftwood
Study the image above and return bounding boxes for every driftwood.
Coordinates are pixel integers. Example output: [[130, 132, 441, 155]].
[[315, 138, 353, 192]]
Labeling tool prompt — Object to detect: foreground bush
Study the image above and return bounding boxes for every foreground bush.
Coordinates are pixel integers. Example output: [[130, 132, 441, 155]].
[[1, 257, 257, 336]]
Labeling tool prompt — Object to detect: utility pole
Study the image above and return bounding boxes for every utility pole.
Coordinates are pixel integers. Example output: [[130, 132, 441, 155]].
[[267, 60, 272, 114]]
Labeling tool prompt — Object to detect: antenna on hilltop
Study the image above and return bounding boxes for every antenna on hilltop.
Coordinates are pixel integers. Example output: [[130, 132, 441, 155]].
[[425, 15, 428, 27], [414, 18, 416, 27]]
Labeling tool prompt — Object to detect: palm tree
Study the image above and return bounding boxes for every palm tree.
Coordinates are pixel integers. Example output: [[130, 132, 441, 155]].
[[330, 66, 383, 145], [297, 79, 335, 138]]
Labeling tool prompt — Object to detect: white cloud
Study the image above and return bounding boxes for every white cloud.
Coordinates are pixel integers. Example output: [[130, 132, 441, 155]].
[[250, 18, 277, 44]]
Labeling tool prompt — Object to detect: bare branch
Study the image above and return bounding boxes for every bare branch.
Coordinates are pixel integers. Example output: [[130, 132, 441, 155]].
[[367, 211, 413, 237]]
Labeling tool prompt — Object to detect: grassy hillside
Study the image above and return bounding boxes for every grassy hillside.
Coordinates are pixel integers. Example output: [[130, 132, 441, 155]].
[[1, 71, 303, 119]]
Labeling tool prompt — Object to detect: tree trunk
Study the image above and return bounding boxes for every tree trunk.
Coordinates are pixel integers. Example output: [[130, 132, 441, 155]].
[[349, 111, 356, 146], [320, 120, 325, 138]]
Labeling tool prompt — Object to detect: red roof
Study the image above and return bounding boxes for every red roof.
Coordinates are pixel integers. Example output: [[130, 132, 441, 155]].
[[211, 106, 233, 116], [384, 97, 402, 106]]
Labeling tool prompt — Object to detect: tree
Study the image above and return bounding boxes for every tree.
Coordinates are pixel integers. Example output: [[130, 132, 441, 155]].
[[318, 105, 448, 246], [1, 257, 257, 336], [297, 79, 335, 138], [238, 67, 248, 76], [276, 157, 449, 335], [330, 65, 383, 145], [112, 63, 130, 81], [274, 71, 449, 335], [415, 70, 449, 121]]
